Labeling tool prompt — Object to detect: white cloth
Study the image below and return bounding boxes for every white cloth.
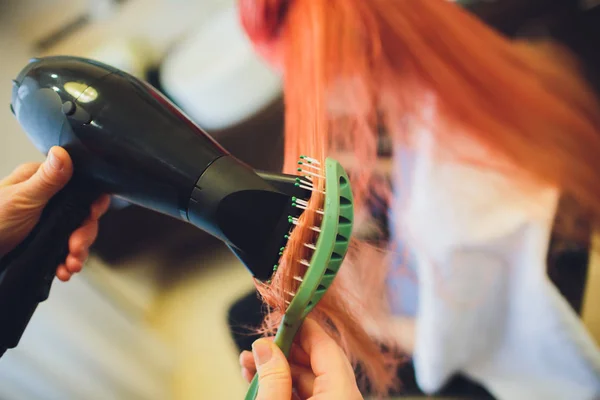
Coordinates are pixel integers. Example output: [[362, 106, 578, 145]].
[[159, 5, 282, 131], [397, 128, 600, 399]]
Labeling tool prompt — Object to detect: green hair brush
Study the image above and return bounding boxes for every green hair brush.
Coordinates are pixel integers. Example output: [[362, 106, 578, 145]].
[[245, 156, 354, 400]]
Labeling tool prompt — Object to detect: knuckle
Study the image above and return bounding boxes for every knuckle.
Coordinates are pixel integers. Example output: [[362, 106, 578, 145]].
[[37, 165, 59, 188], [6, 190, 38, 212], [259, 366, 291, 384]]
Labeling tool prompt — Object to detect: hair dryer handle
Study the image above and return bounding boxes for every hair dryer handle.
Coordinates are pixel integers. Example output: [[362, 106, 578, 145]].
[[0, 179, 100, 357]]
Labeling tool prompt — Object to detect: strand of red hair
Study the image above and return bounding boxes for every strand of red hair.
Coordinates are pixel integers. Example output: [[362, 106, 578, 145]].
[[239, 0, 600, 396]]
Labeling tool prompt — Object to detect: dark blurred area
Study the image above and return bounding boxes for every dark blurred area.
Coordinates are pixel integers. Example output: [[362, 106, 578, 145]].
[[0, 1, 598, 399]]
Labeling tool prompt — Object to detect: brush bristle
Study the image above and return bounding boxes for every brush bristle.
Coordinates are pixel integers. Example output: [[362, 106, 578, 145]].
[[268, 155, 326, 308]]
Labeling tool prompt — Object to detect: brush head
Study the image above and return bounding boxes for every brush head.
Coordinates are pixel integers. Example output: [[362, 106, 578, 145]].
[[271, 156, 354, 318], [244, 156, 354, 399]]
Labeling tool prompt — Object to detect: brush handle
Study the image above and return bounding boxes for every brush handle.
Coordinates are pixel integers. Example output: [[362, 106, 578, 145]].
[[244, 316, 305, 400], [245, 372, 260, 399], [0, 179, 99, 357]]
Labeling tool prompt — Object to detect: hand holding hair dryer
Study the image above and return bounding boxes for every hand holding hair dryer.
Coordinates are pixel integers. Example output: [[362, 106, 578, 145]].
[[0, 56, 305, 357]]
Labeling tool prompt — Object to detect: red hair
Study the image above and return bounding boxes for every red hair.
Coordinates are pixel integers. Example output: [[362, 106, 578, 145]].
[[239, 0, 600, 395]]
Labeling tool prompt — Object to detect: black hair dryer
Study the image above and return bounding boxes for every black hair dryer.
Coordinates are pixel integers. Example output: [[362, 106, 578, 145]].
[[0, 56, 303, 357]]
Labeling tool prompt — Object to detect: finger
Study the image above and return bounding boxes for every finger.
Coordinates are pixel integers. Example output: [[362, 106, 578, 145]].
[[298, 319, 357, 390], [289, 342, 311, 367], [69, 220, 99, 255], [18, 147, 73, 205], [253, 339, 292, 400], [241, 367, 255, 383], [65, 252, 86, 274], [290, 364, 316, 399], [90, 195, 111, 220], [56, 265, 72, 282], [0, 163, 41, 187], [239, 336, 275, 370], [242, 350, 314, 397], [240, 350, 256, 372], [241, 342, 310, 374]]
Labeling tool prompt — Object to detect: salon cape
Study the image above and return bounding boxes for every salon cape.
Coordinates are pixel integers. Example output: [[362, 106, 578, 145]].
[[394, 128, 600, 399]]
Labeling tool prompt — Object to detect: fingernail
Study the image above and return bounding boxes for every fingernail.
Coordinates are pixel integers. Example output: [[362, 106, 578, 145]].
[[252, 340, 273, 366], [47, 149, 63, 171]]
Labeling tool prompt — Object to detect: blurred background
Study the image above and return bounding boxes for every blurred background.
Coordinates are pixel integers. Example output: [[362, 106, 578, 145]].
[[1, 1, 598, 399], [0, 0, 286, 398]]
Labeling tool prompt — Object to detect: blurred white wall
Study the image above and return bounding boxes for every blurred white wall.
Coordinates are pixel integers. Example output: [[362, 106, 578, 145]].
[[0, 2, 46, 177]]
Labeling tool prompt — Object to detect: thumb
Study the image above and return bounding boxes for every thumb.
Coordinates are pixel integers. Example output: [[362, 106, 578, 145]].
[[19, 147, 73, 205], [254, 339, 293, 400]]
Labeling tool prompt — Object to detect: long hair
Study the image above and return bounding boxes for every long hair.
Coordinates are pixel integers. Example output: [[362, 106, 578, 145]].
[[239, 0, 600, 395]]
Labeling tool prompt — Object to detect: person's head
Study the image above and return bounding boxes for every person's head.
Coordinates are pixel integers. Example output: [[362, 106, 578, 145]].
[[238, 0, 600, 395], [238, 0, 287, 69]]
